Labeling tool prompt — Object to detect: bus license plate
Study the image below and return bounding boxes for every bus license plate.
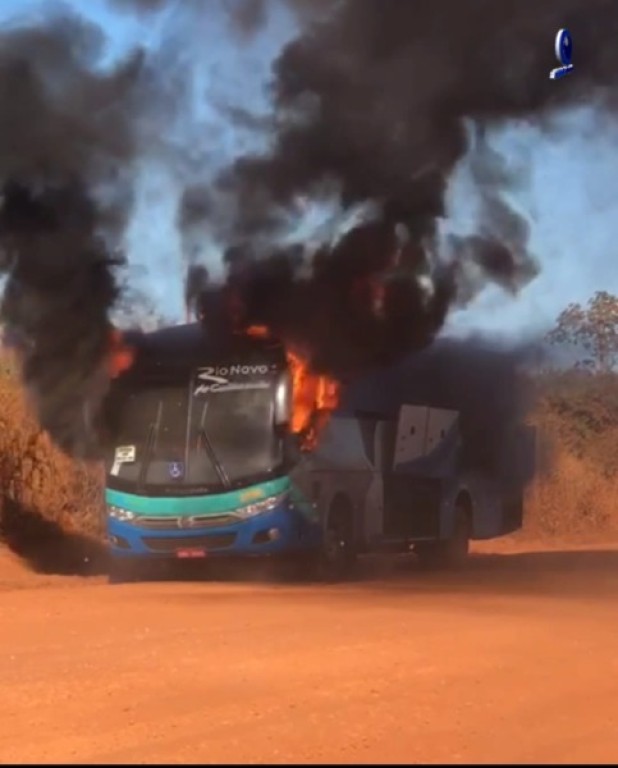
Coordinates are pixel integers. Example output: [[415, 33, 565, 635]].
[[176, 548, 206, 559]]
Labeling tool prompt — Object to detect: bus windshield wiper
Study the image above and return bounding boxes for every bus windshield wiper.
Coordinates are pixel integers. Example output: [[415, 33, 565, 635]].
[[198, 426, 231, 489], [196, 399, 230, 488], [138, 401, 163, 490]]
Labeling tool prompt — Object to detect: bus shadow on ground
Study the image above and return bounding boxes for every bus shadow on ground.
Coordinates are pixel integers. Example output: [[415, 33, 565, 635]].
[[131, 548, 618, 602], [0, 497, 108, 576], [357, 548, 618, 601], [3, 496, 618, 601]]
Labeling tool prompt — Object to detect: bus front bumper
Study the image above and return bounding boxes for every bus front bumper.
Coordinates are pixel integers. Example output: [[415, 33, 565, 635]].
[[107, 505, 321, 559]]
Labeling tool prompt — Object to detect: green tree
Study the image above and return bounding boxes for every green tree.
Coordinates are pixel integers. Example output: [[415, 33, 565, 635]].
[[547, 291, 618, 373]]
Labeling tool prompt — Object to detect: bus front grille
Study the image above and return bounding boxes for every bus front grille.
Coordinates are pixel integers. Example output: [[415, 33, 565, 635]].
[[134, 514, 240, 530], [142, 533, 237, 552]]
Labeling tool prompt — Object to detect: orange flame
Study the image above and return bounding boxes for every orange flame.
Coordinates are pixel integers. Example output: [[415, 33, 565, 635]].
[[245, 324, 270, 339], [245, 325, 339, 451], [287, 349, 340, 450], [107, 327, 135, 379]]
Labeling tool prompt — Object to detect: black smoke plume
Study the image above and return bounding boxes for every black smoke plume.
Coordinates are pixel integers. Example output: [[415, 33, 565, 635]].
[[193, 0, 618, 377], [0, 10, 145, 457], [0, 181, 121, 457], [1, 0, 618, 463]]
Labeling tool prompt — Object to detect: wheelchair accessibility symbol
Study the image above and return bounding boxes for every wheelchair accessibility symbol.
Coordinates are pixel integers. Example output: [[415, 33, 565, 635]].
[[168, 461, 185, 481]]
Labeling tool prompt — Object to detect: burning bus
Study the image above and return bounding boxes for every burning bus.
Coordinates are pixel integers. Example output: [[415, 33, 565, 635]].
[[101, 303, 536, 583], [102, 319, 321, 582]]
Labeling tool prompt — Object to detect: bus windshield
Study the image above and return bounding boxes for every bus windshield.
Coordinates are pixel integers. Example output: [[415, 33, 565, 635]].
[[106, 383, 283, 493]]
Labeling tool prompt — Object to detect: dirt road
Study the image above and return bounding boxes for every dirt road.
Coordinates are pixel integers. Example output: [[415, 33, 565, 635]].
[[2, 542, 618, 764]]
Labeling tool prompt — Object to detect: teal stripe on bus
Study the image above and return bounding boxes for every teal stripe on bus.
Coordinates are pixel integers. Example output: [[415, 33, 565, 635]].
[[105, 475, 290, 516]]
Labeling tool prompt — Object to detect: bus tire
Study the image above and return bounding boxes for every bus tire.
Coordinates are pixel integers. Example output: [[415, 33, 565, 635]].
[[316, 498, 358, 582], [415, 499, 471, 571], [277, 499, 357, 583]]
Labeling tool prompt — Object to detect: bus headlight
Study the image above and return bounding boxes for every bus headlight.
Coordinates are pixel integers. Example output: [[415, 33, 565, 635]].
[[107, 505, 136, 522], [235, 492, 288, 519]]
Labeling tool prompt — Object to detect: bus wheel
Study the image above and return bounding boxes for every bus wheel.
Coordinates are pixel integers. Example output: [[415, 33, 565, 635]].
[[278, 500, 357, 582], [277, 502, 357, 583], [415, 501, 471, 571], [316, 502, 357, 582]]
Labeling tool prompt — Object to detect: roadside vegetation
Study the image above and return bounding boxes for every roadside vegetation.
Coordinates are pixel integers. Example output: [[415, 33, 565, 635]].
[[0, 290, 617, 552], [528, 291, 618, 538]]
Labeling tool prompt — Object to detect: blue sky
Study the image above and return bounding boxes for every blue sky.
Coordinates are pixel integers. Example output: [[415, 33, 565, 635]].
[[443, 106, 618, 342], [1, 0, 616, 342]]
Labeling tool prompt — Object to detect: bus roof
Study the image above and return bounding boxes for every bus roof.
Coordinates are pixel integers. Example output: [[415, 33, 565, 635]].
[[118, 322, 287, 382]]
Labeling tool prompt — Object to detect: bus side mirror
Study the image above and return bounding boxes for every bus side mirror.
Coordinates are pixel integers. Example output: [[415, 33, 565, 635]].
[[274, 372, 292, 426]]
